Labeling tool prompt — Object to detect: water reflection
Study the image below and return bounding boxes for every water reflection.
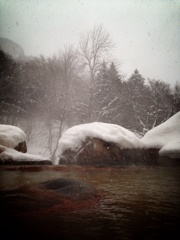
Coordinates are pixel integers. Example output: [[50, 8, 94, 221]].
[[0, 165, 180, 239]]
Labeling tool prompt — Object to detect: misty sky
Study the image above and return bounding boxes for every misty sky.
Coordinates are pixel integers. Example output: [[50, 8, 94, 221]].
[[0, 0, 180, 85]]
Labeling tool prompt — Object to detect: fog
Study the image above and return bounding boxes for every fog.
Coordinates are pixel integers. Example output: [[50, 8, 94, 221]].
[[0, 0, 180, 84], [0, 0, 180, 160]]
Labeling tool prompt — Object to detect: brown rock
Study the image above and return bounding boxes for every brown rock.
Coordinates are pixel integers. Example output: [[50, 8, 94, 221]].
[[59, 137, 159, 166], [14, 141, 27, 153]]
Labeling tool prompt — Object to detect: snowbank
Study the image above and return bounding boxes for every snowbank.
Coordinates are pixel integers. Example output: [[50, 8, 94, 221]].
[[0, 124, 26, 149], [0, 144, 50, 162], [0, 124, 51, 164], [159, 140, 180, 159], [142, 112, 180, 159], [57, 122, 145, 164]]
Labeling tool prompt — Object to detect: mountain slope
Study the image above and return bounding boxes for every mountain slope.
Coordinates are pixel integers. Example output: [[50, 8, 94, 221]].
[[0, 37, 25, 60]]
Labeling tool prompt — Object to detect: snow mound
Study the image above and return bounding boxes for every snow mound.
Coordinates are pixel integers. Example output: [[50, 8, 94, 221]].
[[57, 122, 145, 164], [0, 124, 51, 163], [0, 124, 26, 148], [0, 144, 49, 162], [159, 140, 180, 159], [142, 112, 180, 159]]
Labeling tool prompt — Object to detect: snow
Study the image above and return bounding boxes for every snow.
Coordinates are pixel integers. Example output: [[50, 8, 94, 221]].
[[0, 124, 51, 163], [0, 124, 26, 148], [142, 112, 180, 149], [57, 114, 180, 164], [57, 122, 146, 164], [159, 140, 180, 159], [1, 112, 179, 164], [142, 112, 180, 159], [0, 144, 49, 162]]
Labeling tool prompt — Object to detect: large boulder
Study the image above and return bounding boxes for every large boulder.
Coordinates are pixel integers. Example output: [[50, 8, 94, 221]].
[[59, 137, 159, 166], [58, 114, 180, 166], [57, 122, 147, 166]]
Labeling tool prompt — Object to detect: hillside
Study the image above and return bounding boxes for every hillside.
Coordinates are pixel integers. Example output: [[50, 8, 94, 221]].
[[0, 37, 25, 60]]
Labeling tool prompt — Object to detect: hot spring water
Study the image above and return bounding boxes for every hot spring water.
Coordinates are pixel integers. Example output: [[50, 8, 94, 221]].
[[0, 165, 180, 240]]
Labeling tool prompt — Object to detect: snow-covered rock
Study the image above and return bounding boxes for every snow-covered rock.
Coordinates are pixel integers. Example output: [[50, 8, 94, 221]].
[[58, 122, 145, 154], [57, 114, 180, 165], [59, 137, 158, 166], [0, 144, 51, 164], [142, 112, 180, 159], [0, 124, 26, 149], [57, 122, 147, 165], [0, 124, 51, 164]]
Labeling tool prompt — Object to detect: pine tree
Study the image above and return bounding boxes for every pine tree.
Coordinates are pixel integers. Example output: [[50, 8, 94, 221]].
[[91, 62, 123, 123], [0, 50, 21, 123], [121, 69, 151, 134], [172, 82, 180, 115]]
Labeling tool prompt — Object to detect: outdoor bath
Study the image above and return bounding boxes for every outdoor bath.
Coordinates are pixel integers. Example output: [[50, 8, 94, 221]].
[[0, 164, 180, 240]]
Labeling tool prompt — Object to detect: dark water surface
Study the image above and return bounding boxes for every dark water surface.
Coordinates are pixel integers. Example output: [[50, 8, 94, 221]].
[[0, 165, 180, 240]]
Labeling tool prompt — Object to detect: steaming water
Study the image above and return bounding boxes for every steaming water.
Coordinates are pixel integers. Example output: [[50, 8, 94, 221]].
[[0, 165, 180, 240]]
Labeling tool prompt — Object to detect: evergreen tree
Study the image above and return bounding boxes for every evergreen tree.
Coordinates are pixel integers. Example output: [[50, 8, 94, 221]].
[[121, 69, 151, 134], [0, 50, 22, 123], [92, 62, 123, 123], [108, 62, 121, 84], [171, 82, 180, 115]]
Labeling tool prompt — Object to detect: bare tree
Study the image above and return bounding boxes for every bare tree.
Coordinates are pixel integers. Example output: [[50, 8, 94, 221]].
[[18, 47, 80, 161], [49, 46, 80, 160], [79, 25, 115, 120]]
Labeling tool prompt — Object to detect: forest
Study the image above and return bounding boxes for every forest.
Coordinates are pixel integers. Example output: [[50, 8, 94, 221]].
[[0, 26, 180, 159]]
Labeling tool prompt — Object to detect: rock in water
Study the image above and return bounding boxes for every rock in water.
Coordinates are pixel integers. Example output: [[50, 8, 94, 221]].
[[41, 178, 98, 200], [0, 178, 102, 217]]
